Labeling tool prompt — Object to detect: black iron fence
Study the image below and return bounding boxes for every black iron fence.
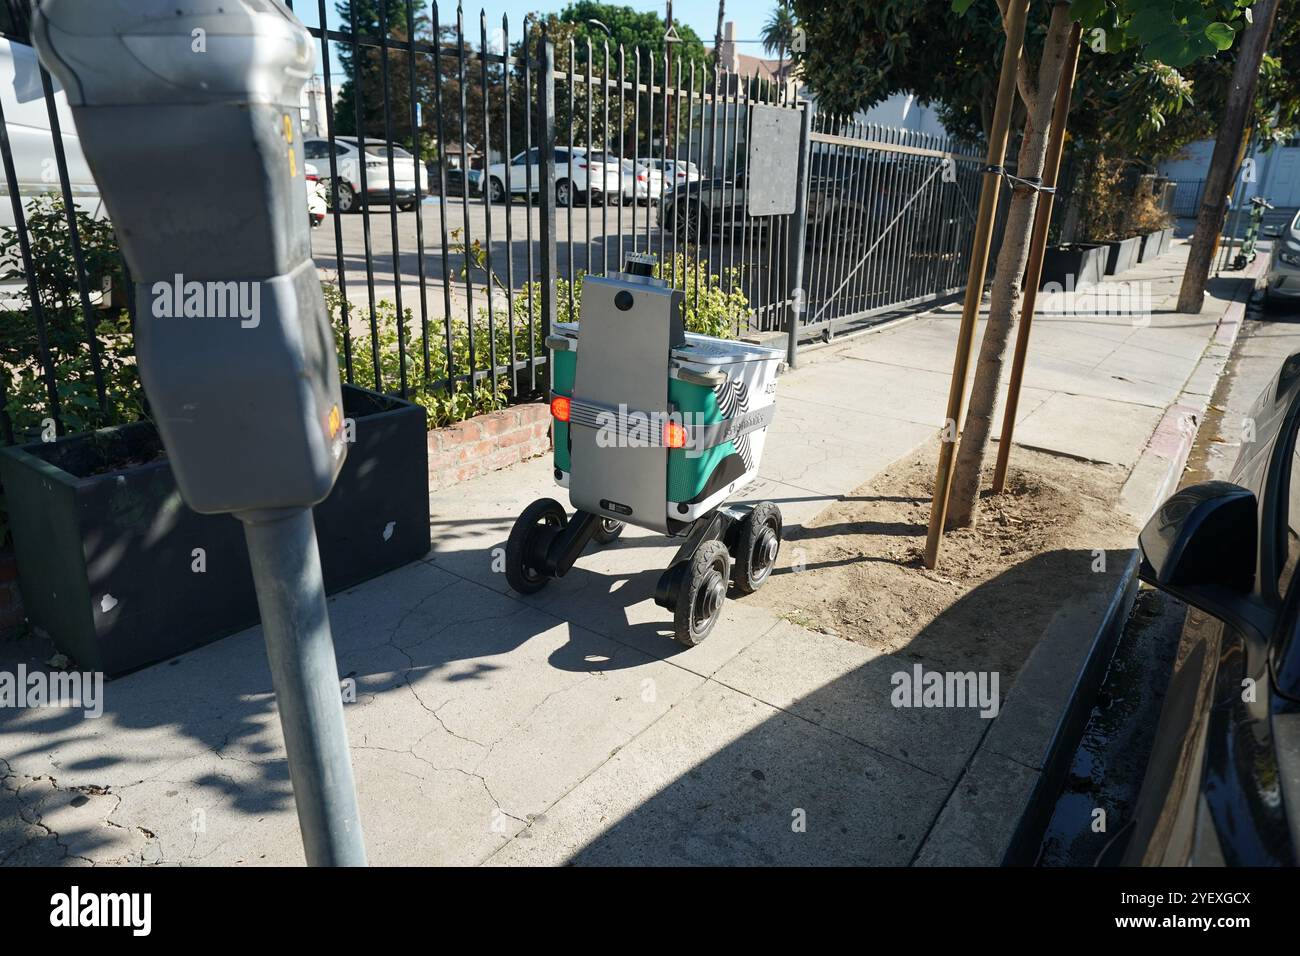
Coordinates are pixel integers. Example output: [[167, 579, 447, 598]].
[[1, 0, 991, 448], [1169, 178, 1206, 218]]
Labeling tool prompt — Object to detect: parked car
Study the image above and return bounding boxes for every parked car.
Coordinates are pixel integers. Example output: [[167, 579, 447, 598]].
[[304, 162, 326, 227], [484, 146, 621, 206], [640, 157, 700, 191], [633, 158, 667, 204], [1264, 208, 1300, 308], [0, 4, 102, 230], [427, 161, 481, 198], [1116, 351, 1300, 865], [301, 135, 428, 213]]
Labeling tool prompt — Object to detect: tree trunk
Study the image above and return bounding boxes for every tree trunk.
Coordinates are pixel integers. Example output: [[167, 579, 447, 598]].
[[1176, 0, 1281, 314], [713, 1, 726, 70], [945, 3, 1073, 530]]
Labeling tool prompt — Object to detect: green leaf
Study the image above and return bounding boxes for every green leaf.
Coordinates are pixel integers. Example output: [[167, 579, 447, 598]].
[[1205, 21, 1236, 50], [951, 0, 977, 12], [1071, 0, 1108, 26]]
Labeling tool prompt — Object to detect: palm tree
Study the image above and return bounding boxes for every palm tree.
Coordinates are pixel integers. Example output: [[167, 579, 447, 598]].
[[713, 0, 726, 70], [760, 2, 796, 84]]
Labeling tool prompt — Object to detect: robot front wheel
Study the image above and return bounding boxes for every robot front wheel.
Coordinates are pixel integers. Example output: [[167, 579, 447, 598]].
[[505, 501, 625, 595]]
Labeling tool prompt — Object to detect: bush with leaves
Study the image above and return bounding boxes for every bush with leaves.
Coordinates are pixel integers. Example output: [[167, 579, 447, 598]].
[[510, 253, 748, 340], [0, 196, 141, 439]]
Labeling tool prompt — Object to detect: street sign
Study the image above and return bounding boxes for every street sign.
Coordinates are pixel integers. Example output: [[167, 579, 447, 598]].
[[747, 105, 802, 217]]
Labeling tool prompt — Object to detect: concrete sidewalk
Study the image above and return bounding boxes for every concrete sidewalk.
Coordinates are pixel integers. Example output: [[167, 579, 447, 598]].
[[0, 241, 1255, 866]]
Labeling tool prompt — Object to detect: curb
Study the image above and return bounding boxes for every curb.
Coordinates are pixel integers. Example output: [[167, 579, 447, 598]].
[[912, 251, 1266, 867]]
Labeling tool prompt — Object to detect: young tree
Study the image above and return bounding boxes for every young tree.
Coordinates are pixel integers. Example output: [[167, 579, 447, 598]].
[[794, 0, 1253, 530]]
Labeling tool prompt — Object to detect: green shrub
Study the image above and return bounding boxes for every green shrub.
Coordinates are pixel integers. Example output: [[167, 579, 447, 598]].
[[0, 196, 141, 439]]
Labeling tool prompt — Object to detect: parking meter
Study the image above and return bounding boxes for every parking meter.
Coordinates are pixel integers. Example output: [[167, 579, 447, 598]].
[[32, 0, 365, 866], [33, 0, 345, 513]]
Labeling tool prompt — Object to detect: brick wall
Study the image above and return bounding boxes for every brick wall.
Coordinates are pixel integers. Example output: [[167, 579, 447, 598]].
[[427, 402, 552, 491]]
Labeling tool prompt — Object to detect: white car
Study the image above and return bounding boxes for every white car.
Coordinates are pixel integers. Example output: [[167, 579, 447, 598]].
[[0, 16, 102, 230], [302, 136, 428, 213], [642, 157, 700, 191], [304, 162, 327, 227], [632, 159, 667, 204], [484, 146, 622, 206]]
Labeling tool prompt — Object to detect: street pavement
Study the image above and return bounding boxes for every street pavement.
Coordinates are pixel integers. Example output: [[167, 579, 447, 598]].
[[0, 240, 1257, 866]]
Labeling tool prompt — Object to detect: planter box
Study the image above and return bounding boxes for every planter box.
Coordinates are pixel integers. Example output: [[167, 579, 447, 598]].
[[1039, 243, 1108, 290], [0, 384, 429, 675], [1138, 230, 1164, 263], [1158, 226, 1175, 256], [1099, 236, 1142, 276]]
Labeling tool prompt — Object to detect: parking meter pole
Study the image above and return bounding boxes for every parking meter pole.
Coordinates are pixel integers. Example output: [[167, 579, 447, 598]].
[[241, 508, 367, 867], [32, 0, 368, 866]]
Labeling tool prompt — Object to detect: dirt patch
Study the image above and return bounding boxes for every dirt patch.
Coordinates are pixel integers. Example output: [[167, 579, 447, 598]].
[[753, 445, 1140, 680]]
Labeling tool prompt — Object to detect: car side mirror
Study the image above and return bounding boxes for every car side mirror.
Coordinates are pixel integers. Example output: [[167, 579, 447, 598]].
[[1138, 481, 1275, 642]]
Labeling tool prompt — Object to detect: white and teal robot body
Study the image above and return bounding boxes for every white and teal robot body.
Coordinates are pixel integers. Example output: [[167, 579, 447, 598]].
[[506, 254, 786, 646]]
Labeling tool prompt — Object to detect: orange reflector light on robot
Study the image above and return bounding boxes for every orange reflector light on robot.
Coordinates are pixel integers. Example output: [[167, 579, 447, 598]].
[[663, 421, 688, 448], [550, 396, 571, 422]]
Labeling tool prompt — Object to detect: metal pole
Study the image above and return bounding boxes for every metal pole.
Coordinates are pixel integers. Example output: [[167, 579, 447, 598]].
[[240, 508, 367, 867], [922, 0, 1029, 571], [991, 22, 1081, 494], [538, 31, 558, 339], [786, 100, 812, 367]]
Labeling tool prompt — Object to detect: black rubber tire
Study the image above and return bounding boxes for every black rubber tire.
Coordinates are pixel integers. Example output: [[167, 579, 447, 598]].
[[398, 201, 417, 212], [336, 181, 358, 213], [592, 517, 624, 545], [556, 178, 572, 207], [673, 539, 731, 647], [505, 498, 567, 595], [488, 178, 506, 203], [732, 501, 782, 594]]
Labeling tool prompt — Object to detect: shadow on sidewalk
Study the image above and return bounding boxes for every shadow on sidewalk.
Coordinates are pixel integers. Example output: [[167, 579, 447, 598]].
[[539, 547, 1118, 866]]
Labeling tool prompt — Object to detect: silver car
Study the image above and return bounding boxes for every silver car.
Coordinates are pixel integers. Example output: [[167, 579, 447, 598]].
[[1266, 208, 1300, 307]]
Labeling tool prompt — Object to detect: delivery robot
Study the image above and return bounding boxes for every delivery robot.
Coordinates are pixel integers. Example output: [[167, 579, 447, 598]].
[[506, 255, 785, 646]]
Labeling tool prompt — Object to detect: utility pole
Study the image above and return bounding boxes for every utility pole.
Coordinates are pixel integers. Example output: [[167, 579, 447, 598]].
[[1176, 0, 1281, 313]]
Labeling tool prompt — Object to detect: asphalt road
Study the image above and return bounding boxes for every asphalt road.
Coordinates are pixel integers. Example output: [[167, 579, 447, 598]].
[[1035, 243, 1300, 866], [310, 196, 770, 329]]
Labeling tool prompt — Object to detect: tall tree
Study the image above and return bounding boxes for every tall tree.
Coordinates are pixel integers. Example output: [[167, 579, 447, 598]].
[[714, 0, 727, 68], [1177, 0, 1283, 312], [761, 2, 797, 78]]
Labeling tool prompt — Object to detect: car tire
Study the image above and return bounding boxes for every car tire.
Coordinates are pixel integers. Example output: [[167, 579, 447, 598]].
[[556, 179, 572, 207], [488, 178, 506, 204], [336, 181, 358, 213], [398, 201, 417, 212]]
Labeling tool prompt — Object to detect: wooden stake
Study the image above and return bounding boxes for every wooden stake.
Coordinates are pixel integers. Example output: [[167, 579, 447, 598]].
[[923, 0, 1030, 570], [992, 22, 1082, 494]]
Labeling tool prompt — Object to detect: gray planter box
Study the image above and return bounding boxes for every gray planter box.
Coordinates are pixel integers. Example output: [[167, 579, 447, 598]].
[[1040, 243, 1108, 290], [1138, 230, 1164, 262], [1100, 236, 1142, 276], [1158, 226, 1175, 256], [0, 384, 431, 675]]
